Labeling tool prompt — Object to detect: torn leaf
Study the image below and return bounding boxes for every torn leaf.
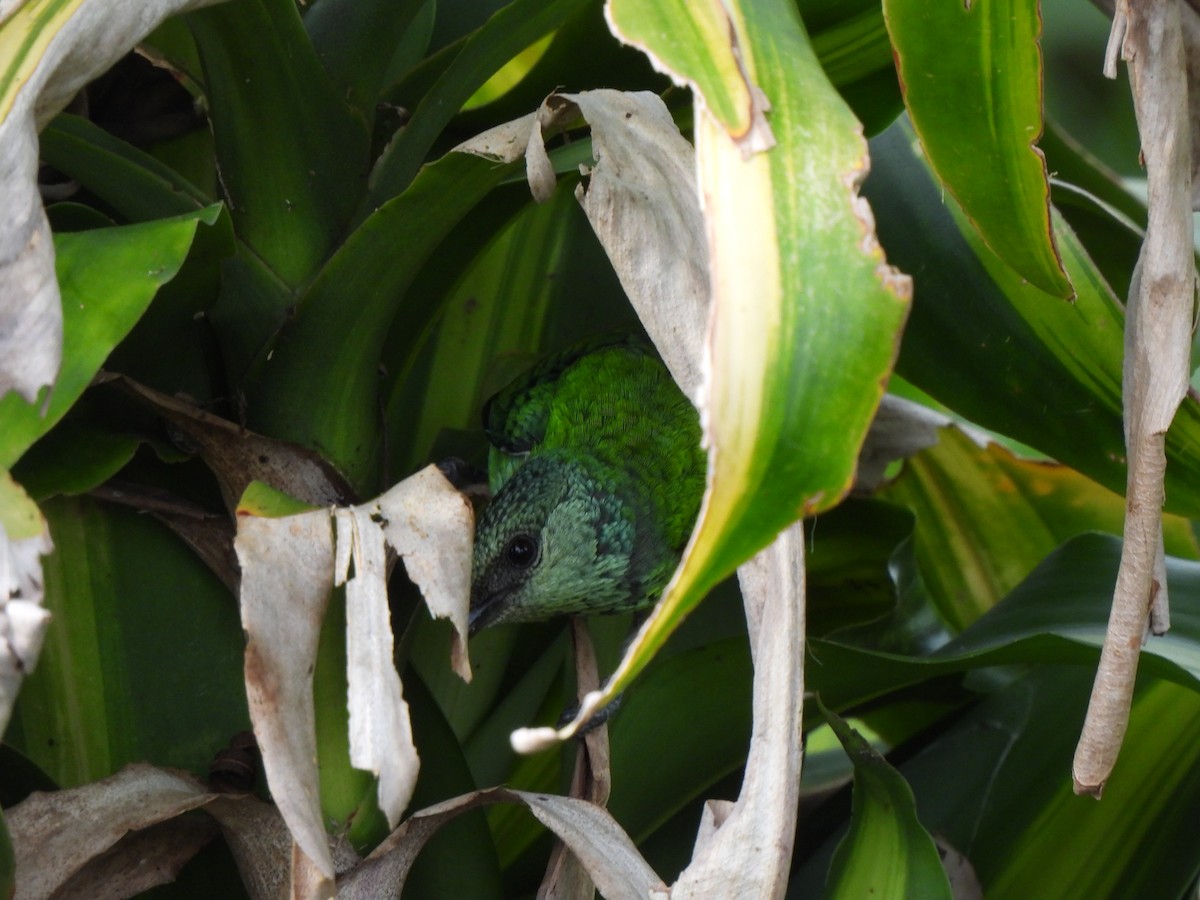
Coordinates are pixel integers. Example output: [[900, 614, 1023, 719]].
[[334, 507, 418, 831]]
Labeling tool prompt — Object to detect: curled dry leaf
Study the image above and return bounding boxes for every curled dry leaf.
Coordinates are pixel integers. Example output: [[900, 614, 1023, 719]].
[[565, 90, 709, 398], [0, 0, 224, 404], [456, 89, 709, 398], [105, 373, 355, 513], [6, 764, 217, 900], [340, 787, 663, 900], [1074, 0, 1199, 797], [854, 394, 951, 493]]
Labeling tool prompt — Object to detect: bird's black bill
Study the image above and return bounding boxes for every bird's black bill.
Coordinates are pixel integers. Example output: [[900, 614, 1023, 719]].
[[467, 587, 514, 637]]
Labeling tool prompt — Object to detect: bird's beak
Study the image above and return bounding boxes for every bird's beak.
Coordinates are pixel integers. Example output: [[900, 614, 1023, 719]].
[[467, 586, 514, 637]]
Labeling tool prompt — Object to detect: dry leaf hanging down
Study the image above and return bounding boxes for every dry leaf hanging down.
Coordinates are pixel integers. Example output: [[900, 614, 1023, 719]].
[[1074, 0, 1200, 796], [669, 522, 806, 898], [455, 89, 709, 398], [235, 464, 473, 877]]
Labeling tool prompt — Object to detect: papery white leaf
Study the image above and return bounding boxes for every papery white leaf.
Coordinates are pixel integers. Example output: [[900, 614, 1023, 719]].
[[376, 464, 473, 682], [235, 510, 335, 877], [334, 507, 418, 830]]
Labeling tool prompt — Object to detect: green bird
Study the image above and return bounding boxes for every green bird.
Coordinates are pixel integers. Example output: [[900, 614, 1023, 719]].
[[469, 334, 706, 634]]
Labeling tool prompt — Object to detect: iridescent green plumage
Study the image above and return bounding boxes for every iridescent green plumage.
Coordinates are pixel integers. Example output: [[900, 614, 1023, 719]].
[[469, 335, 705, 633]]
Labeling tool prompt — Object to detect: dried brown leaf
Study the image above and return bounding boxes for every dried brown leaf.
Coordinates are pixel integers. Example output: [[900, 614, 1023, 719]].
[[106, 374, 354, 512], [671, 522, 806, 899], [7, 764, 215, 900], [1075, 0, 1199, 796]]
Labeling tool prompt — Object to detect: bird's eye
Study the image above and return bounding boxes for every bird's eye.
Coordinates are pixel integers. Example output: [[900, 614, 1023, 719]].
[[505, 534, 539, 568]]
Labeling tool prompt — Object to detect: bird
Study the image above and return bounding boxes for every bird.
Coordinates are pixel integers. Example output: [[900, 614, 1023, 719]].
[[468, 334, 706, 635]]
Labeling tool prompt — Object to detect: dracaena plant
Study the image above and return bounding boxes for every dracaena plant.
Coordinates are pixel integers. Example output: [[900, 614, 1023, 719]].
[[2, 0, 1199, 898]]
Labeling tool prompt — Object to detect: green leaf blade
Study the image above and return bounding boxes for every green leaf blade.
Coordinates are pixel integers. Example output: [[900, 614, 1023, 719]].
[[246, 153, 520, 490], [821, 701, 952, 900], [0, 208, 215, 469], [884, 0, 1071, 297], [603, 0, 910, 696], [186, 0, 371, 287]]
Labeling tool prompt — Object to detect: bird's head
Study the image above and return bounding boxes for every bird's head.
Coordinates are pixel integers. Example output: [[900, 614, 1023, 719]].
[[469, 452, 635, 634]]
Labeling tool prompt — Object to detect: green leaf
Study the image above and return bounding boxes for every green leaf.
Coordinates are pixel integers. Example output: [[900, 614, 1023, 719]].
[[880, 427, 1200, 631], [1042, 120, 1148, 230], [904, 670, 1200, 898], [303, 0, 428, 116], [236, 480, 317, 517], [450, 1, 668, 128], [0, 471, 44, 541], [869, 119, 1200, 517], [0, 207, 217, 470], [884, 0, 1071, 297], [6, 496, 248, 787], [808, 498, 916, 637], [186, 0, 371, 287], [40, 113, 211, 221], [810, 7, 903, 135], [364, 0, 589, 212], [599, 0, 910, 705], [11, 421, 140, 501], [810, 533, 1200, 715], [312, 584, 389, 852], [608, 1, 754, 135], [821, 700, 952, 900], [402, 673, 504, 897], [381, 181, 632, 481], [795, 668, 1200, 898], [608, 639, 752, 843], [245, 153, 521, 491]]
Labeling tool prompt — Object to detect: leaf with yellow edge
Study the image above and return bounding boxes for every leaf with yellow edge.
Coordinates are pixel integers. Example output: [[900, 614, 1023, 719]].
[[881, 427, 1200, 631], [883, 0, 1072, 298], [606, 0, 771, 150], [522, 0, 910, 745]]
